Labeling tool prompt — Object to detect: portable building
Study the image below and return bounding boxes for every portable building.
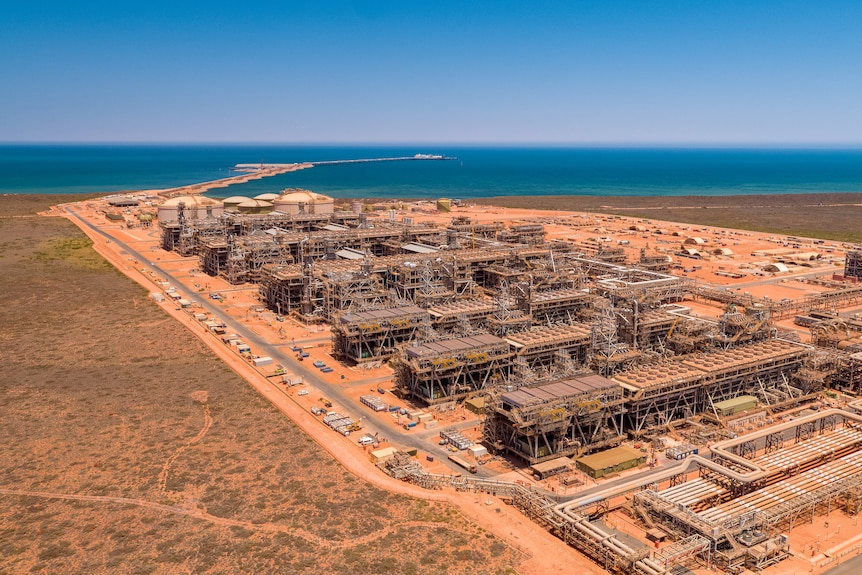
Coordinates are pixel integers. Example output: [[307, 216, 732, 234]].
[[576, 446, 646, 479], [468, 444, 488, 458], [371, 447, 398, 463], [531, 456, 572, 479], [464, 397, 485, 415], [713, 395, 758, 417]]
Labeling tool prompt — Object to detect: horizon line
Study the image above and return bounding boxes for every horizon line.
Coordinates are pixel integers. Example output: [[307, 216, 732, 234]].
[[3, 141, 862, 149]]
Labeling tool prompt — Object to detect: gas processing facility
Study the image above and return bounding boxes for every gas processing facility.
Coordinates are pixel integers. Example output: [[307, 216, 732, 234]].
[[159, 191, 862, 574]]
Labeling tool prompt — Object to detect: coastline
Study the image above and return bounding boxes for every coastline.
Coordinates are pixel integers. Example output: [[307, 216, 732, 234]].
[[13, 188, 862, 244], [150, 162, 311, 198], [471, 192, 862, 244]]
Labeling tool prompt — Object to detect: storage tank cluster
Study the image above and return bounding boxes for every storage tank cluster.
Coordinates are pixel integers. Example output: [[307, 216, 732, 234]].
[[272, 189, 334, 215], [158, 189, 336, 221], [156, 195, 225, 223]]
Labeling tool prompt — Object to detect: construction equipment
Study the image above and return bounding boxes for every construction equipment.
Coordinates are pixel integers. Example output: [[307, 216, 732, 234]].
[[667, 317, 680, 338]]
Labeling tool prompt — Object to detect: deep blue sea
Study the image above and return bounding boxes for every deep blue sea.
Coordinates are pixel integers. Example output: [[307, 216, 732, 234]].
[[2, 145, 862, 199]]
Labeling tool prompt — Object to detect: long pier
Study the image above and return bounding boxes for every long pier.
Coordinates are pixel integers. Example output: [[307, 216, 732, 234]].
[[234, 154, 456, 172]]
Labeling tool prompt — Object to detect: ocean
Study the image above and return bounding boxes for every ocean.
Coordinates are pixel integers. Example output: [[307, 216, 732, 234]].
[[2, 144, 862, 199]]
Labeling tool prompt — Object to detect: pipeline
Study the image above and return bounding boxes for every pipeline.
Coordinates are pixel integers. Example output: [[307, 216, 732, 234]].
[[555, 408, 862, 518]]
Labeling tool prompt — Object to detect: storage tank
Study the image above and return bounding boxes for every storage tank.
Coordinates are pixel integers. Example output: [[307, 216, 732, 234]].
[[272, 189, 334, 215], [351, 199, 363, 214], [236, 199, 273, 214], [223, 196, 251, 212], [254, 193, 279, 202], [157, 195, 224, 223]]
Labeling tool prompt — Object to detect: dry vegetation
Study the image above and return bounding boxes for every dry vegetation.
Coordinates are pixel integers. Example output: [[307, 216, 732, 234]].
[[474, 192, 862, 243], [0, 195, 523, 575]]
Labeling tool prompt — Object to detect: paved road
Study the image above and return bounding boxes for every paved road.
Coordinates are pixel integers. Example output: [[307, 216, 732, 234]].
[[824, 552, 862, 575], [66, 207, 485, 476]]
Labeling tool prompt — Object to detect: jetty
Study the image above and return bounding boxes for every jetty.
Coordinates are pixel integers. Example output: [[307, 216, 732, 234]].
[[234, 153, 456, 172], [156, 154, 455, 200], [158, 163, 311, 199]]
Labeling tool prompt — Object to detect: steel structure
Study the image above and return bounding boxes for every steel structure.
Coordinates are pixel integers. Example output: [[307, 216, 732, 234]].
[[845, 249, 862, 280], [616, 339, 810, 434], [331, 306, 430, 363], [484, 374, 625, 462], [392, 334, 513, 404], [504, 323, 592, 370]]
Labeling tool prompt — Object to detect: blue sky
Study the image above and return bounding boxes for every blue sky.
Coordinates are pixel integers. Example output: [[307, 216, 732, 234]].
[[1, 1, 860, 144]]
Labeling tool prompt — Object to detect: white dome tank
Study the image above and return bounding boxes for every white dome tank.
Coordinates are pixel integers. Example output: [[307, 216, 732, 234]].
[[223, 195, 251, 212], [272, 189, 334, 215], [157, 195, 224, 223]]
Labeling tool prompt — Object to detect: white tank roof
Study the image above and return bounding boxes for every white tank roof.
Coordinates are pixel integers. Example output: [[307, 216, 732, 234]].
[[254, 193, 279, 201], [237, 199, 273, 208], [160, 195, 223, 207], [276, 190, 333, 204], [223, 195, 251, 204]]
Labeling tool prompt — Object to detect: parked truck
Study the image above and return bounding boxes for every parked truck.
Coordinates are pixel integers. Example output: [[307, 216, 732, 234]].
[[448, 454, 477, 474]]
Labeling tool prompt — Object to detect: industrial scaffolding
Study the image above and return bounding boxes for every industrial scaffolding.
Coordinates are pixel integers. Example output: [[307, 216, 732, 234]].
[[258, 263, 304, 317], [427, 299, 497, 332], [615, 339, 810, 434], [392, 334, 513, 404], [505, 323, 592, 370], [321, 268, 390, 320], [484, 374, 625, 462], [631, 411, 862, 571], [331, 306, 430, 363], [845, 249, 862, 280], [517, 286, 595, 325], [223, 234, 294, 285]]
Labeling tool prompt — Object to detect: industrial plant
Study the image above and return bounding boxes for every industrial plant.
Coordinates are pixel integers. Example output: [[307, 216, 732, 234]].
[[154, 189, 862, 574]]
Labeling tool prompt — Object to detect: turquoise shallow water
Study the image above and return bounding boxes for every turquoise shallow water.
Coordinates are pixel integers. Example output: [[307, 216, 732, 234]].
[[2, 145, 862, 199]]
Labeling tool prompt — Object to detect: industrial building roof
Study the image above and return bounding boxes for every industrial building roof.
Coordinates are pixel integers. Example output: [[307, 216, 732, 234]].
[[530, 288, 589, 303], [615, 340, 807, 389], [531, 457, 572, 475], [340, 306, 427, 324], [763, 262, 790, 273], [107, 197, 139, 207], [576, 446, 645, 472], [335, 248, 367, 260], [501, 374, 617, 408], [427, 300, 496, 318], [402, 242, 439, 254], [505, 324, 591, 348], [614, 359, 704, 389], [713, 395, 758, 412], [405, 334, 506, 358]]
